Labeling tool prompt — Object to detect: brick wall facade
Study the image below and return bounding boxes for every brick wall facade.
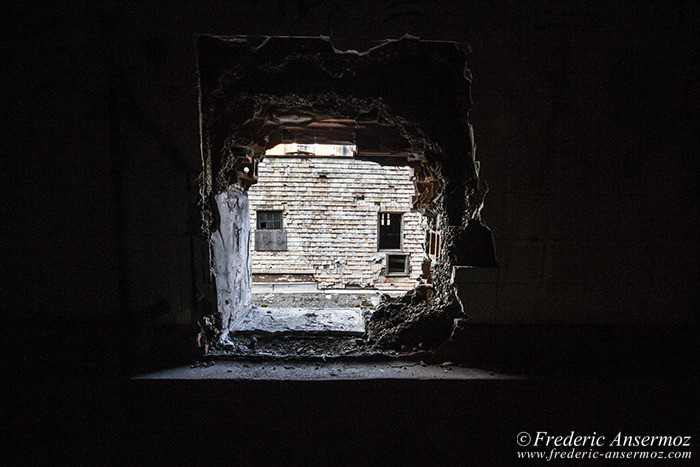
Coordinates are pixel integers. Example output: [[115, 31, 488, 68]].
[[248, 155, 425, 291]]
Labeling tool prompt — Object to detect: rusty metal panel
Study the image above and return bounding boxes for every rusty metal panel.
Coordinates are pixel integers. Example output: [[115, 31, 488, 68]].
[[255, 229, 287, 251]]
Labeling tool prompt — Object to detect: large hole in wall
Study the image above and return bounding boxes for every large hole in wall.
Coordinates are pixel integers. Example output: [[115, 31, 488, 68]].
[[196, 36, 496, 357], [237, 143, 439, 339]]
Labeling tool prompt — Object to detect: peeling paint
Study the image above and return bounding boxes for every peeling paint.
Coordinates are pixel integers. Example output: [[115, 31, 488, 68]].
[[211, 185, 252, 342]]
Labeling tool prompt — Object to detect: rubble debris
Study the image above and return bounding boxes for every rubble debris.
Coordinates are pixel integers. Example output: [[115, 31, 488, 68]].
[[366, 297, 462, 350], [218, 150, 259, 191], [381, 284, 435, 305], [411, 162, 441, 209], [252, 292, 378, 309], [191, 360, 215, 368], [208, 333, 382, 358], [197, 314, 221, 354]]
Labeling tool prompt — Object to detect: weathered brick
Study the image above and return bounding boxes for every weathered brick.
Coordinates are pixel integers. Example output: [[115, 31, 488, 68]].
[[248, 156, 425, 290]]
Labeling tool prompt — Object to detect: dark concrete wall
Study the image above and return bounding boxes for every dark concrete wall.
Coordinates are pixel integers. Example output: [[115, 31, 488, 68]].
[[7, 1, 697, 332], [471, 2, 698, 323]]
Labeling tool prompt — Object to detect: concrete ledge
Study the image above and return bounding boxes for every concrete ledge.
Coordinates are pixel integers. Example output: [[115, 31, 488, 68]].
[[253, 282, 319, 293], [230, 307, 365, 335]]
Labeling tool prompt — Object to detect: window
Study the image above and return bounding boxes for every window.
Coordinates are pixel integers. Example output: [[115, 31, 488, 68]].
[[255, 211, 287, 251], [426, 229, 440, 260], [386, 254, 408, 275], [378, 212, 402, 250], [257, 211, 282, 230]]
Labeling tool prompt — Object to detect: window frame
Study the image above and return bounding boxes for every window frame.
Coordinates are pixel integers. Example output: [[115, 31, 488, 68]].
[[256, 210, 283, 230], [377, 211, 404, 251], [385, 253, 409, 276]]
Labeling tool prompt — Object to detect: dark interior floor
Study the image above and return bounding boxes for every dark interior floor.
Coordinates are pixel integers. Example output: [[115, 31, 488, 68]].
[[8, 320, 698, 464], [133, 359, 521, 380], [11, 364, 697, 464]]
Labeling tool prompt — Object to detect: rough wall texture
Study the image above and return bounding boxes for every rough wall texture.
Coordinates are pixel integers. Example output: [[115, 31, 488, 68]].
[[196, 34, 485, 347], [211, 186, 252, 337], [248, 155, 424, 290], [9, 1, 697, 359]]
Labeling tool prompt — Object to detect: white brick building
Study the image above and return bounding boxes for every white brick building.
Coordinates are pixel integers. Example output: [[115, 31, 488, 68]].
[[248, 144, 425, 291]]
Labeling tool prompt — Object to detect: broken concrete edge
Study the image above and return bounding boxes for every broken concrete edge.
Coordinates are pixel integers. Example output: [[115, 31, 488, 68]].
[[195, 34, 475, 205], [195, 35, 495, 353], [230, 330, 365, 338], [207, 348, 434, 363], [194, 33, 471, 59], [203, 345, 519, 372]]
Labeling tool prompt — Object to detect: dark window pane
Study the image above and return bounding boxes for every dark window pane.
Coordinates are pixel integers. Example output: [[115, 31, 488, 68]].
[[257, 211, 283, 230], [378, 212, 402, 250], [387, 254, 407, 274]]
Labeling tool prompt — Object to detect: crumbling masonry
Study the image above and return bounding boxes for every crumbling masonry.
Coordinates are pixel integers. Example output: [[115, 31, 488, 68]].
[[196, 35, 496, 350]]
